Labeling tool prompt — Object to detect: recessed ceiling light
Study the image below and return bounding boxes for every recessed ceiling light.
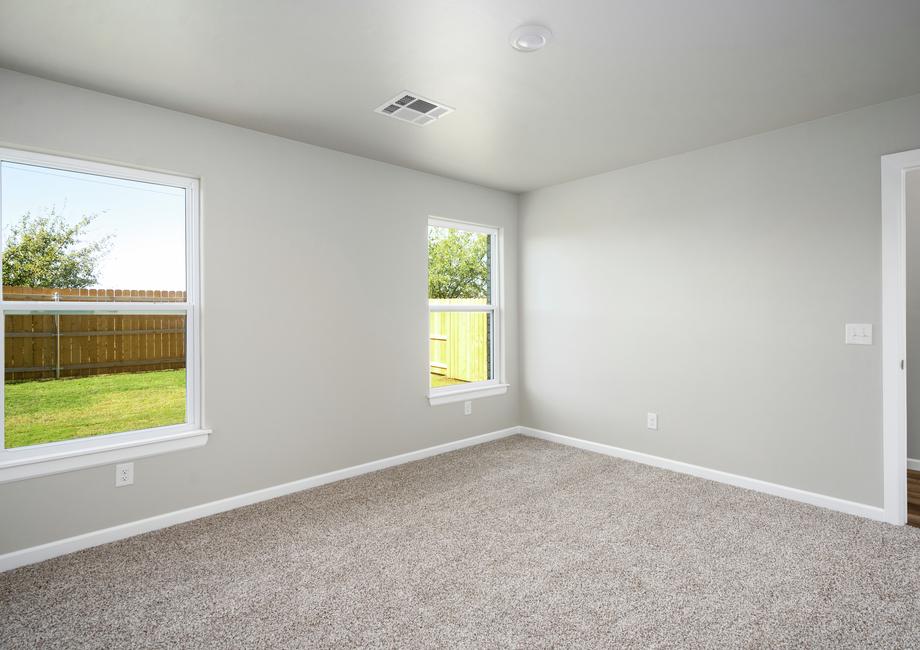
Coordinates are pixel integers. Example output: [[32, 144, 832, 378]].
[[510, 25, 553, 52]]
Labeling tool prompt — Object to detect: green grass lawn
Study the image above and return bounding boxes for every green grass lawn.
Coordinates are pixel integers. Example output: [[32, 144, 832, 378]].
[[5, 369, 186, 448]]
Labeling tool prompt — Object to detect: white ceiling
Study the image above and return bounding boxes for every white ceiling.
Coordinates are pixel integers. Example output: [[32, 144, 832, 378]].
[[1, 1, 919, 192]]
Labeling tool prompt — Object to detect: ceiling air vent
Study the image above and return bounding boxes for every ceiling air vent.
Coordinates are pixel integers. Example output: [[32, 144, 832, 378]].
[[375, 91, 454, 127]]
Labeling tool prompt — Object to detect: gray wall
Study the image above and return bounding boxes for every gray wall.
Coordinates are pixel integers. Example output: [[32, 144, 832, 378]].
[[908, 170, 920, 460], [0, 69, 519, 554], [519, 94, 920, 507], [2, 66, 917, 555]]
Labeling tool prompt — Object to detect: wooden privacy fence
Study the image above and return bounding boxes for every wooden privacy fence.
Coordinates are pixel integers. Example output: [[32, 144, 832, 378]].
[[429, 299, 490, 383], [4, 286, 186, 382]]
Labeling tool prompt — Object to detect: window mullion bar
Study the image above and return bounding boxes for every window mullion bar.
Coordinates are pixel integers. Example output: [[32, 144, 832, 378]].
[[428, 304, 494, 313], [0, 301, 190, 313]]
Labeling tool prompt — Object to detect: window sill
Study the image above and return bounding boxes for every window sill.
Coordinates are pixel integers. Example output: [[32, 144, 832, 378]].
[[0, 428, 211, 484], [428, 383, 509, 406]]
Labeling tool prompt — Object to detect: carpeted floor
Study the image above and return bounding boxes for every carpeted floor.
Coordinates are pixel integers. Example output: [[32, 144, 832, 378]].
[[2, 435, 920, 648]]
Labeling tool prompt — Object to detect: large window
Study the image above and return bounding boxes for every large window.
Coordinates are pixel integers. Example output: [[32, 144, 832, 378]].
[[428, 217, 507, 404], [0, 148, 205, 482]]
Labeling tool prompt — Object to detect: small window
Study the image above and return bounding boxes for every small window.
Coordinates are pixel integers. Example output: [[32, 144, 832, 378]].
[[0, 148, 204, 481], [428, 217, 506, 404]]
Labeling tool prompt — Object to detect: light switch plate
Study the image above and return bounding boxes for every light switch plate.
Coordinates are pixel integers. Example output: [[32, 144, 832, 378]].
[[845, 323, 872, 345]]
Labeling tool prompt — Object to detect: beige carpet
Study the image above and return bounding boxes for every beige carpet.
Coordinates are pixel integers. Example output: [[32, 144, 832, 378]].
[[2, 435, 920, 648]]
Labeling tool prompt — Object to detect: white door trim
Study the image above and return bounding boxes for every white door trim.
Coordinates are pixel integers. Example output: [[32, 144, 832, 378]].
[[881, 148, 920, 525]]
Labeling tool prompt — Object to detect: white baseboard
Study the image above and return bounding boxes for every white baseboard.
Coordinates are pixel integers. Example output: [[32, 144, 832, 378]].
[[1, 425, 894, 573], [0, 426, 520, 573], [520, 426, 887, 522], [909, 458, 920, 472]]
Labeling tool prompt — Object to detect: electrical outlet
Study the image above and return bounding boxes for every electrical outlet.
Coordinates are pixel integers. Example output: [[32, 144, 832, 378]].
[[647, 412, 658, 430], [115, 462, 134, 487], [464, 400, 472, 416]]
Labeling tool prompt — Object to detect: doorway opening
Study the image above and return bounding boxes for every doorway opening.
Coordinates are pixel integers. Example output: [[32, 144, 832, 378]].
[[905, 165, 920, 526]]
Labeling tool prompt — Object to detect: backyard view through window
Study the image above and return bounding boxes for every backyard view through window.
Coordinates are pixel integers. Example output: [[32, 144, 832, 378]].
[[1, 156, 191, 449], [428, 219, 497, 392]]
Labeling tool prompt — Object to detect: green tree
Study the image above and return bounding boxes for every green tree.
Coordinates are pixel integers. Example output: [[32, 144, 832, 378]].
[[2, 210, 112, 289], [428, 226, 491, 299]]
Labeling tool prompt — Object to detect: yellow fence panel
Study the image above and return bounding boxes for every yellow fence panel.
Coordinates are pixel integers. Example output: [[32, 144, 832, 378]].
[[429, 299, 489, 383]]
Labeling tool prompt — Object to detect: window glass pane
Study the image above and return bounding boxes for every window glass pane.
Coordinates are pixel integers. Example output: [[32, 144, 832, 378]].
[[4, 311, 186, 448], [1, 161, 186, 302], [429, 309, 492, 388], [428, 225, 491, 301]]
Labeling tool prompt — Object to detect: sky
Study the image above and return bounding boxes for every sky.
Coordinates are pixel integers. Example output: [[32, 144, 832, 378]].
[[1, 161, 186, 291]]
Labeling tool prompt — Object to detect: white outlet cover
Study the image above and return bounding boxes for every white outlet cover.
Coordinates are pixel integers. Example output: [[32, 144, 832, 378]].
[[647, 412, 658, 430], [463, 400, 472, 416], [115, 462, 134, 487]]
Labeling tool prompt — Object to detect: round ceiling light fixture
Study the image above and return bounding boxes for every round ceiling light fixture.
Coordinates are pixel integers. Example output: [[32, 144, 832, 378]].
[[509, 24, 553, 52]]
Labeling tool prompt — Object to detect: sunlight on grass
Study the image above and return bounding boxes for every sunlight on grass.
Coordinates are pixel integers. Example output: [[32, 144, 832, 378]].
[[430, 374, 468, 389], [5, 369, 186, 448]]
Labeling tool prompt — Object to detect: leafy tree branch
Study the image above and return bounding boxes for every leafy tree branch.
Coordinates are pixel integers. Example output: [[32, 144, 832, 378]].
[[3, 209, 113, 289], [428, 226, 490, 299]]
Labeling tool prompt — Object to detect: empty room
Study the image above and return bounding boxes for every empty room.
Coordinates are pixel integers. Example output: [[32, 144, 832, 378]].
[[1, 1, 920, 647]]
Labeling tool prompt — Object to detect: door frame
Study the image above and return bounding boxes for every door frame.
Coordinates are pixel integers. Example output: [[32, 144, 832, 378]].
[[881, 148, 920, 525]]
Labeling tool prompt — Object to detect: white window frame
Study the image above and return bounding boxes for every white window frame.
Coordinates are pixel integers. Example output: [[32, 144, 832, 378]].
[[0, 148, 208, 483], [428, 216, 508, 405]]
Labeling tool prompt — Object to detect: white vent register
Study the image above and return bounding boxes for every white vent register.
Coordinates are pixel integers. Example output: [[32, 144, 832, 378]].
[[375, 91, 454, 127]]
